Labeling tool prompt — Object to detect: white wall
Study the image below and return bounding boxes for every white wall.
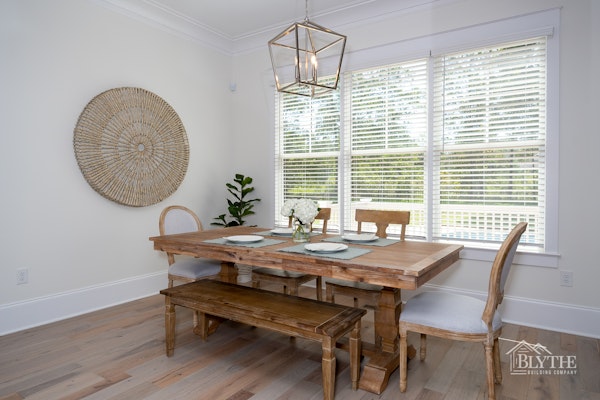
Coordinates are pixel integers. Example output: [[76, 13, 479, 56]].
[[230, 0, 600, 337], [1, 0, 599, 338], [0, 0, 237, 331]]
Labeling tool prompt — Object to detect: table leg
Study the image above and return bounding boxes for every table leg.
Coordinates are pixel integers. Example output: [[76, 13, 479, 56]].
[[358, 286, 401, 394], [219, 261, 238, 283], [165, 299, 176, 357]]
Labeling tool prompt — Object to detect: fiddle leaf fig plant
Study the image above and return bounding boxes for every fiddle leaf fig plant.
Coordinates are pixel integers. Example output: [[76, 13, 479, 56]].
[[212, 173, 261, 227]]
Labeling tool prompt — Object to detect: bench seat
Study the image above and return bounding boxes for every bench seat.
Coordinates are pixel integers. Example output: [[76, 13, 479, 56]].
[[160, 280, 366, 400]]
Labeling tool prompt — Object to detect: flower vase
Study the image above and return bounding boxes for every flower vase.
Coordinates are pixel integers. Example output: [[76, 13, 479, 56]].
[[292, 219, 311, 243]]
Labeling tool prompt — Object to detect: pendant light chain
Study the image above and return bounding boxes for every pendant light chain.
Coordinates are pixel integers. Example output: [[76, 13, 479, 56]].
[[305, 0, 309, 22]]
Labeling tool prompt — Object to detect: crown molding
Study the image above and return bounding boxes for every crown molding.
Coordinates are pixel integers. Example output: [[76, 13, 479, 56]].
[[94, 0, 455, 56]]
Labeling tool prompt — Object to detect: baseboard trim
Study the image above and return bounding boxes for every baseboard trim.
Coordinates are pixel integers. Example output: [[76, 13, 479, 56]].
[[3, 276, 598, 339], [0, 272, 167, 336], [421, 284, 600, 339]]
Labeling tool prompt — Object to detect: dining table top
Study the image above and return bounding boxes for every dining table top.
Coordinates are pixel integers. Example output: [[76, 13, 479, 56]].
[[150, 225, 463, 290]]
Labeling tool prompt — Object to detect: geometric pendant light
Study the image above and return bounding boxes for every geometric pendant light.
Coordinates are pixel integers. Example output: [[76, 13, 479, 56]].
[[268, 0, 346, 97]]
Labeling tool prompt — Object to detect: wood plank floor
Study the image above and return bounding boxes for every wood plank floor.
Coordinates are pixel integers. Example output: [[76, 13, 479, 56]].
[[1, 284, 598, 400]]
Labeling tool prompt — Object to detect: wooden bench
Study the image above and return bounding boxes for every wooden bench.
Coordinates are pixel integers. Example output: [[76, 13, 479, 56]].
[[160, 280, 366, 400]]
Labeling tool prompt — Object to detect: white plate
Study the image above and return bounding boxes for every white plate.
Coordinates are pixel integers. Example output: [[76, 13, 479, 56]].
[[271, 228, 294, 236], [305, 243, 348, 253], [342, 233, 378, 242], [224, 235, 264, 243]]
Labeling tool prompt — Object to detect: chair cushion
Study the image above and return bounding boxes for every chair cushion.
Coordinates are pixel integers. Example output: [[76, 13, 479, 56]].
[[168, 258, 222, 279], [400, 291, 502, 334]]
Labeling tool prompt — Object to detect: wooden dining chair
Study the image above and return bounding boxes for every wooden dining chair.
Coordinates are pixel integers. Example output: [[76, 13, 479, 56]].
[[159, 205, 222, 287], [399, 222, 527, 400], [325, 209, 410, 347], [159, 205, 223, 336], [251, 207, 331, 301]]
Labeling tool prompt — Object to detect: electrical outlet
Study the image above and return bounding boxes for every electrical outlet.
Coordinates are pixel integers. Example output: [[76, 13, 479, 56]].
[[559, 270, 573, 287], [16, 268, 29, 285]]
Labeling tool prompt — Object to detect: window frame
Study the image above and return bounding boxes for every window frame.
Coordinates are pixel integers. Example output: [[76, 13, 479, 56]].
[[273, 9, 560, 268]]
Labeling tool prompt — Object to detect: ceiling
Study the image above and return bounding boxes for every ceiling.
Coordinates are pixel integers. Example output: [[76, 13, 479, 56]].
[[98, 0, 446, 54]]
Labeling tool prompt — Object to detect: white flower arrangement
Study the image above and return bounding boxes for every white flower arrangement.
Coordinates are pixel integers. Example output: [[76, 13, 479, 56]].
[[281, 198, 319, 224]]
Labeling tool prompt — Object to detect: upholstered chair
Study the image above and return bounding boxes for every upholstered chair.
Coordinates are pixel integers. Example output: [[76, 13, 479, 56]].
[[399, 222, 527, 400]]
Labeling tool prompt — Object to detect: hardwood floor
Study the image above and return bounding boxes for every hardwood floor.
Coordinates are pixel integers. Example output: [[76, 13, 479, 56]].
[[1, 284, 598, 400]]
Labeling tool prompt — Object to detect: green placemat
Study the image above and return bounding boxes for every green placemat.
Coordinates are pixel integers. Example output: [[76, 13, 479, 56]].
[[255, 230, 321, 237], [278, 244, 371, 260], [322, 236, 399, 247], [204, 238, 285, 248]]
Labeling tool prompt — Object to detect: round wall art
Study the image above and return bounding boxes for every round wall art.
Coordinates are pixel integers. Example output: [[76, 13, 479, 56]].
[[73, 87, 189, 207]]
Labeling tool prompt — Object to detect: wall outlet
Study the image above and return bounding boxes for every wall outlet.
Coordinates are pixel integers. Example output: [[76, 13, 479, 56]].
[[559, 270, 573, 287], [16, 268, 29, 285]]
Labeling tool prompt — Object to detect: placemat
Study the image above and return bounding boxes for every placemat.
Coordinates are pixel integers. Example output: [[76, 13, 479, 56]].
[[255, 230, 321, 237], [204, 238, 286, 248], [278, 244, 371, 260], [322, 236, 399, 247]]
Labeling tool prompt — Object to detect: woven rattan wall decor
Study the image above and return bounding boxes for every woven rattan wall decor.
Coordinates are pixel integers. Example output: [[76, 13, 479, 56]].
[[73, 87, 189, 207]]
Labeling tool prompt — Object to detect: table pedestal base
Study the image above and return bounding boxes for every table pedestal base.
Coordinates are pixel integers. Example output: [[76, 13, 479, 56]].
[[338, 339, 416, 394]]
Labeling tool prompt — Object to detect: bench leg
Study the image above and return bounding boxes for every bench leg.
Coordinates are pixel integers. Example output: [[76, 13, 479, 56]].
[[194, 312, 209, 340], [350, 320, 362, 390], [322, 337, 336, 400], [165, 300, 176, 357]]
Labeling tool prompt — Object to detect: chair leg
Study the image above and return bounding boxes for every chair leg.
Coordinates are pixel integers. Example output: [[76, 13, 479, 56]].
[[326, 284, 334, 303], [315, 276, 322, 301], [484, 342, 496, 400], [420, 333, 427, 360], [193, 310, 199, 331], [289, 283, 298, 296], [493, 338, 502, 384], [399, 329, 408, 392]]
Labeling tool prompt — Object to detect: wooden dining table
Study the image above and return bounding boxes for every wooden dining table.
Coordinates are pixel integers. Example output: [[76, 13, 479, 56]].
[[150, 225, 462, 394]]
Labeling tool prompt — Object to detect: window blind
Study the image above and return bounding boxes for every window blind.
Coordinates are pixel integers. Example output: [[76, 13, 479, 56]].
[[274, 82, 341, 230], [345, 61, 428, 237], [432, 38, 547, 246], [275, 36, 548, 247]]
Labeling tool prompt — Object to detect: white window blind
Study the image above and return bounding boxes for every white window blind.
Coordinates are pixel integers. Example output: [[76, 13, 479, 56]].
[[274, 82, 341, 230], [345, 61, 428, 237], [275, 36, 548, 248], [432, 38, 547, 246]]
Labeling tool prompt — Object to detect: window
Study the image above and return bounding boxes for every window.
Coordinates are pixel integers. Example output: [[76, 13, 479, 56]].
[[274, 79, 341, 231], [344, 61, 428, 238], [274, 10, 558, 258], [432, 39, 547, 246]]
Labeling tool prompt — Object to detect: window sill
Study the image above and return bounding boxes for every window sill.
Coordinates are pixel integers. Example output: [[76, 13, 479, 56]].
[[458, 245, 560, 268]]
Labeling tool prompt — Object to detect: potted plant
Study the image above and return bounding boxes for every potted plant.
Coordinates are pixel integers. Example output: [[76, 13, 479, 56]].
[[212, 173, 261, 227]]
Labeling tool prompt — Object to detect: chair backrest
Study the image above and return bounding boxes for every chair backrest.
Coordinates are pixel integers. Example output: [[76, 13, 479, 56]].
[[482, 222, 528, 328], [287, 207, 331, 233], [159, 205, 203, 265], [355, 209, 410, 239], [159, 205, 203, 235]]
